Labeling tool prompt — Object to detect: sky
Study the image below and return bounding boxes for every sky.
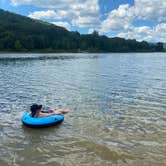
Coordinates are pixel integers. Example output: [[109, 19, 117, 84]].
[[0, 0, 166, 42]]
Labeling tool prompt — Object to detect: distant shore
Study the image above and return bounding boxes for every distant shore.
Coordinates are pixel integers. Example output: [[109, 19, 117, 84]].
[[0, 51, 165, 54], [0, 9, 165, 54]]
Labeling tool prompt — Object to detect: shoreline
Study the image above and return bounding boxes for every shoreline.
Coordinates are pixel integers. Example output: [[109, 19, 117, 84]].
[[0, 51, 165, 54]]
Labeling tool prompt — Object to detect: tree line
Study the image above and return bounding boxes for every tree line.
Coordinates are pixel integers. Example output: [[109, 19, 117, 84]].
[[0, 9, 164, 52]]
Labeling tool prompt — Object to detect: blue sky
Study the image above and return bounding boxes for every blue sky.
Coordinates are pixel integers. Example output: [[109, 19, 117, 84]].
[[0, 0, 166, 42]]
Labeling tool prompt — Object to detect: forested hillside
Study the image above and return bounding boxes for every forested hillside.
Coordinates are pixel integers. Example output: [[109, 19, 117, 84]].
[[0, 9, 164, 52]]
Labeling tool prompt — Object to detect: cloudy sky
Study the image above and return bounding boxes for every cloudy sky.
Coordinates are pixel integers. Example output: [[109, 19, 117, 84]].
[[0, 0, 166, 42]]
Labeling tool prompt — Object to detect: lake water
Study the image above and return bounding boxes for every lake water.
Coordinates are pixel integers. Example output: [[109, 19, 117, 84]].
[[0, 53, 166, 166]]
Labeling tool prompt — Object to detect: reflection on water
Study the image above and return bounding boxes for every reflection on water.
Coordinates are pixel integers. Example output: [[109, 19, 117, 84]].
[[0, 53, 166, 166]]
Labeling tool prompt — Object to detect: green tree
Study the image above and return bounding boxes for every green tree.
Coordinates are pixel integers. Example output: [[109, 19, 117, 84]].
[[14, 40, 23, 51], [0, 8, 165, 52], [155, 42, 164, 51]]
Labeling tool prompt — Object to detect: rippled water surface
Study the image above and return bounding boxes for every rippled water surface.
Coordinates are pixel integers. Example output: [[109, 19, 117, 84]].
[[0, 53, 166, 166]]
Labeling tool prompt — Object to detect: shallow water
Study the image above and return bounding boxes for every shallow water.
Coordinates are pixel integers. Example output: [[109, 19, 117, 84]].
[[0, 53, 166, 166]]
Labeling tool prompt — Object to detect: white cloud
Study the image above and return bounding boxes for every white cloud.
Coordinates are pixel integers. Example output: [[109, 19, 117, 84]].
[[155, 23, 166, 35], [29, 10, 60, 19], [155, 23, 166, 42], [99, 0, 166, 42], [72, 16, 100, 28], [100, 4, 134, 33], [100, 0, 166, 33], [51, 21, 71, 30], [11, 0, 72, 8], [134, 0, 166, 21], [117, 23, 166, 42], [88, 28, 94, 34], [11, 0, 100, 28], [28, 10, 72, 20], [117, 26, 154, 42]]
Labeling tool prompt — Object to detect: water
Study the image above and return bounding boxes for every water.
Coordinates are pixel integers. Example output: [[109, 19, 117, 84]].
[[0, 53, 166, 166]]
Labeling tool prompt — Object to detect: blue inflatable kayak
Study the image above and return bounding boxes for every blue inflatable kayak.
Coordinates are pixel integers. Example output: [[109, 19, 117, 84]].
[[21, 112, 64, 128]]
